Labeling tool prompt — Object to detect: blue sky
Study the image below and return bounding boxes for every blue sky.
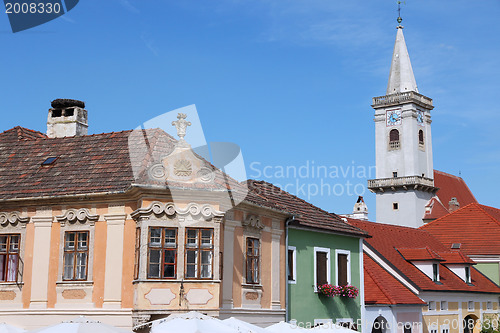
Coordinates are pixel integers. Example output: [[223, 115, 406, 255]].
[[1, 0, 499, 218]]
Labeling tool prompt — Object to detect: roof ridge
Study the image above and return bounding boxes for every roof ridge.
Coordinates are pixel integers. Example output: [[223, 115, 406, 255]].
[[476, 203, 500, 228]]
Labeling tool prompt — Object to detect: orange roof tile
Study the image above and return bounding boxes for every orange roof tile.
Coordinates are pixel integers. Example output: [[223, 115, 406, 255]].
[[397, 247, 444, 261], [364, 254, 426, 305], [434, 170, 477, 209], [421, 203, 500, 256], [348, 218, 500, 294]]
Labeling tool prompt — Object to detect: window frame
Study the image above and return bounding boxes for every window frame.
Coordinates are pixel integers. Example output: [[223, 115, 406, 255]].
[[432, 263, 440, 282], [314, 247, 330, 292], [428, 301, 436, 311], [62, 230, 90, 281], [468, 301, 474, 311], [245, 237, 260, 284], [389, 129, 401, 150], [147, 227, 178, 280], [287, 246, 297, 284], [0, 234, 21, 283], [440, 300, 448, 311], [335, 249, 351, 286], [184, 228, 214, 280]]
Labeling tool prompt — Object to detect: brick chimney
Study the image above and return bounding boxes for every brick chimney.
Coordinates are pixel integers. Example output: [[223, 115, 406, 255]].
[[47, 99, 88, 138], [448, 197, 460, 212]]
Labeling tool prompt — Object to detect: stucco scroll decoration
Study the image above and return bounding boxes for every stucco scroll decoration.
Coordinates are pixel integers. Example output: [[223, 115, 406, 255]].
[[56, 208, 99, 227], [131, 201, 224, 222], [0, 211, 29, 228], [242, 214, 264, 230]]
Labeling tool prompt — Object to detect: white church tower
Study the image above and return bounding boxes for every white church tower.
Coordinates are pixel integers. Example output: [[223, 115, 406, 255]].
[[367, 16, 437, 228]]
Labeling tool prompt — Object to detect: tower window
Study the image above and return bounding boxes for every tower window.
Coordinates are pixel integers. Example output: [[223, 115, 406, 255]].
[[52, 109, 62, 117], [389, 129, 400, 150], [393, 172, 398, 178], [393, 202, 399, 210], [418, 129, 424, 147]]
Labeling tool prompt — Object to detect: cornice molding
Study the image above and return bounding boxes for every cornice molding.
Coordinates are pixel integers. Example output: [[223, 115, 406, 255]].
[[0, 211, 29, 228], [56, 208, 99, 226], [131, 201, 224, 222]]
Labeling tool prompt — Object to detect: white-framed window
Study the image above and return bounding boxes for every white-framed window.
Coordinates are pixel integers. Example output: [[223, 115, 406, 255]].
[[440, 300, 448, 311], [287, 246, 296, 284], [468, 301, 474, 311], [440, 324, 450, 333], [428, 301, 436, 311], [487, 301, 493, 310], [432, 263, 439, 282], [314, 247, 330, 291], [335, 249, 351, 286]]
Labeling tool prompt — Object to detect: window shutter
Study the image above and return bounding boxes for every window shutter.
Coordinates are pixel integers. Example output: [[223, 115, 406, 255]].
[[338, 253, 348, 286], [316, 252, 327, 286]]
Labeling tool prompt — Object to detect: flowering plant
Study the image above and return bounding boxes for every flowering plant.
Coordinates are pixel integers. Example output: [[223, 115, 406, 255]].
[[316, 284, 359, 299]]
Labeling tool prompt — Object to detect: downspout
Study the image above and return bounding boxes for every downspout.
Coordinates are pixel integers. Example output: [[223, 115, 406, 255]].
[[285, 215, 295, 322]]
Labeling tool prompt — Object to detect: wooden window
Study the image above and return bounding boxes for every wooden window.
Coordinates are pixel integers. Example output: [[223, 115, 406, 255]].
[[338, 253, 348, 286], [316, 252, 328, 286], [134, 228, 140, 280], [0, 234, 20, 282], [185, 228, 213, 279], [419, 129, 424, 145], [389, 129, 400, 150], [148, 227, 177, 279], [246, 238, 260, 284], [288, 247, 296, 282], [63, 231, 89, 280]]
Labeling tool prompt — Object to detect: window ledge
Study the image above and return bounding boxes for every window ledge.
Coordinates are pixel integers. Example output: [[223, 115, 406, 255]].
[[241, 283, 262, 289], [0, 282, 23, 287], [133, 279, 221, 284], [56, 281, 94, 286]]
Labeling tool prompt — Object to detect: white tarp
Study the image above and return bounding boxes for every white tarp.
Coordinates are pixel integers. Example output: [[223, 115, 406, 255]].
[[265, 322, 310, 333], [151, 311, 237, 333], [0, 323, 26, 333], [222, 317, 268, 333]]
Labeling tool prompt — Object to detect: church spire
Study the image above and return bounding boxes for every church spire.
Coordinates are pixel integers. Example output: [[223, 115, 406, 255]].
[[386, 17, 419, 94]]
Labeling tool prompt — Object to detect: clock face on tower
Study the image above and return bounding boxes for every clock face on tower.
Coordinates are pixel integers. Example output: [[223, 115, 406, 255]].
[[386, 110, 402, 126], [417, 110, 424, 126]]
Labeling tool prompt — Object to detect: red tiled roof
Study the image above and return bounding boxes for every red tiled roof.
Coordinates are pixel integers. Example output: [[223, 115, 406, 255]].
[[349, 218, 500, 294], [434, 170, 477, 209], [397, 247, 444, 261], [439, 251, 476, 265], [0, 126, 47, 141], [364, 254, 425, 305], [423, 197, 449, 221], [0, 127, 251, 201], [245, 180, 368, 237], [421, 203, 500, 256]]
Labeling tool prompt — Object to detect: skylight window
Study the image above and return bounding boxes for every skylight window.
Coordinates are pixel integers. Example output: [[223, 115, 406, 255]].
[[41, 157, 58, 166]]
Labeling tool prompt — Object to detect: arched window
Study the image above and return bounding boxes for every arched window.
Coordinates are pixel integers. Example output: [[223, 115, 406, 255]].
[[372, 316, 389, 333], [419, 129, 424, 146], [389, 129, 400, 150]]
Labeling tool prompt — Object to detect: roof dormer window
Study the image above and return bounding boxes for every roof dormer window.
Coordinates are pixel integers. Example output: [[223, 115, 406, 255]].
[[432, 263, 439, 282]]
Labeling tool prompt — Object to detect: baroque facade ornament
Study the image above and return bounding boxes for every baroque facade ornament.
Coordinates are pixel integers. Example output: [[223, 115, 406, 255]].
[[56, 208, 99, 226], [131, 201, 224, 221], [174, 159, 192, 177], [242, 214, 264, 230], [172, 113, 191, 141], [0, 211, 29, 227]]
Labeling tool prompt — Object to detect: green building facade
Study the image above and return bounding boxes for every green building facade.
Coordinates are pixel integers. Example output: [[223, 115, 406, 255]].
[[287, 227, 364, 329]]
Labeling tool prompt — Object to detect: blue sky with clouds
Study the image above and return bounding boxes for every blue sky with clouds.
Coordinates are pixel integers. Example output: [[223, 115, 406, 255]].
[[1, 0, 499, 218]]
